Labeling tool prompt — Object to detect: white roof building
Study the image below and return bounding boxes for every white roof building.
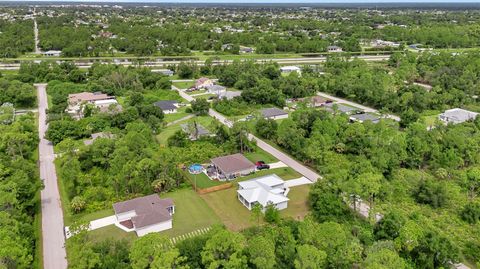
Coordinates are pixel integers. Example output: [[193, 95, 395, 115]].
[[237, 174, 290, 211], [280, 66, 301, 73], [439, 108, 479, 124]]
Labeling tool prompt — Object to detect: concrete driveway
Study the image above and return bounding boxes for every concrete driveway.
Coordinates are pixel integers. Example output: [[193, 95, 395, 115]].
[[36, 83, 68, 269]]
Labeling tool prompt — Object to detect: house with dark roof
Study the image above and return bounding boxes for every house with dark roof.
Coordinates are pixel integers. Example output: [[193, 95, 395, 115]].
[[153, 100, 179, 114], [261, 108, 289, 120], [113, 194, 175, 237], [211, 153, 256, 181]]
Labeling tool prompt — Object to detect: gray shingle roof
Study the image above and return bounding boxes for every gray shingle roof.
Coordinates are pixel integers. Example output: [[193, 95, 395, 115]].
[[324, 103, 360, 114], [350, 113, 381, 123], [113, 194, 174, 229], [211, 153, 256, 175], [261, 108, 288, 118], [154, 100, 178, 111]]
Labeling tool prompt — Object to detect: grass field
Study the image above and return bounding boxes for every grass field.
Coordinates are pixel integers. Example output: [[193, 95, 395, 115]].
[[172, 81, 194, 89], [163, 107, 191, 123], [184, 171, 225, 189], [281, 185, 312, 221], [201, 182, 310, 231], [156, 115, 215, 145], [201, 187, 255, 231], [244, 147, 278, 164]]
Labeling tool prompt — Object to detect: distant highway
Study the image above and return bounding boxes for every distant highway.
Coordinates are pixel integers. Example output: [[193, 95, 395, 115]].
[[0, 55, 390, 70]]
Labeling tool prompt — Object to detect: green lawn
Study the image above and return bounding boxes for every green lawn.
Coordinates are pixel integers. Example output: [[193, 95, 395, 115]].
[[194, 94, 217, 100], [172, 81, 194, 89], [87, 224, 137, 244], [163, 107, 191, 123], [159, 188, 222, 238], [237, 167, 302, 182], [201, 182, 310, 231], [157, 115, 215, 145], [184, 171, 226, 189], [201, 187, 255, 231], [281, 185, 312, 221], [244, 148, 278, 164], [187, 89, 207, 95]]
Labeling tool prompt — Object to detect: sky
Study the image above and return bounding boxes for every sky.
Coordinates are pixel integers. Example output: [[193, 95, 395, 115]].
[[7, 0, 480, 2]]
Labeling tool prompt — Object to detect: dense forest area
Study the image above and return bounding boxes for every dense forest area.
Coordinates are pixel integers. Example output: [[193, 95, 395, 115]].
[[29, 7, 480, 56], [250, 107, 480, 268], [0, 114, 41, 268], [0, 20, 34, 58]]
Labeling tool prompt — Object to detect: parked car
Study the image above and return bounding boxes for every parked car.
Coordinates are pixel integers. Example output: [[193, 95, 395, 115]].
[[245, 115, 255, 120], [256, 164, 270, 170], [255, 161, 266, 166]]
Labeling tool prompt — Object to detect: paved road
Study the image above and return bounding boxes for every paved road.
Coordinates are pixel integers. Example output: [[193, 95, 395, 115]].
[[0, 55, 390, 71], [33, 9, 40, 54], [36, 83, 68, 269], [317, 91, 401, 122]]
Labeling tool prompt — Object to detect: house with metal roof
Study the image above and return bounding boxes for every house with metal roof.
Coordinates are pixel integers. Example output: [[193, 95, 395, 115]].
[[439, 108, 479, 124], [237, 174, 290, 211], [324, 102, 360, 115], [113, 194, 175, 237], [280, 66, 301, 74], [350, 113, 381, 124], [261, 108, 289, 120], [153, 100, 179, 114], [210, 153, 256, 181], [206, 85, 227, 95]]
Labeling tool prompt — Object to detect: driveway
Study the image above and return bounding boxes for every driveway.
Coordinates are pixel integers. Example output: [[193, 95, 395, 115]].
[[65, 215, 117, 239], [285, 177, 313, 187], [36, 83, 68, 269]]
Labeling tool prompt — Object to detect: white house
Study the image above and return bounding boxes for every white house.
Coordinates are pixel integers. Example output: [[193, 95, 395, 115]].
[[327, 46, 343, 53], [151, 69, 174, 76], [237, 174, 290, 211], [280, 66, 301, 74], [439, 108, 479, 124], [113, 194, 175, 237], [206, 85, 227, 95], [42, 50, 62, 57]]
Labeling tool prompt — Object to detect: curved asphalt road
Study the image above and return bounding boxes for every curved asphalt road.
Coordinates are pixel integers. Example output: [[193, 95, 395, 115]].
[[177, 87, 321, 182], [36, 83, 68, 269]]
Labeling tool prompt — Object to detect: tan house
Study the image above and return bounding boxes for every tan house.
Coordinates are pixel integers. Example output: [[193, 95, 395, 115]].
[[66, 92, 121, 119], [195, 77, 214, 89]]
